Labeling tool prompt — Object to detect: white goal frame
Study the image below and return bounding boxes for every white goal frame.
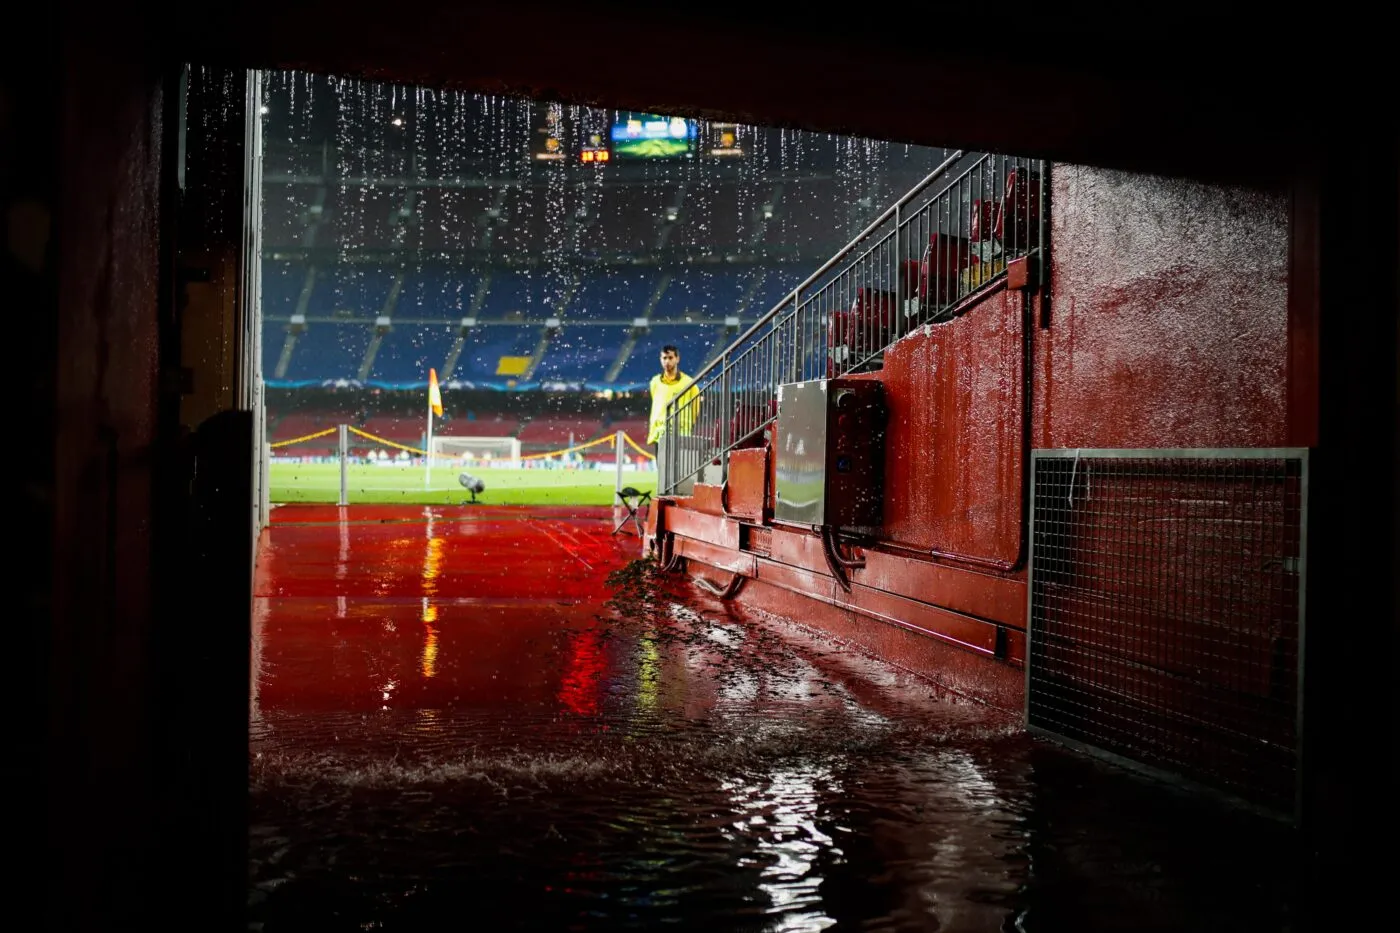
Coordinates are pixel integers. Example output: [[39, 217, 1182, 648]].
[[428, 435, 521, 464]]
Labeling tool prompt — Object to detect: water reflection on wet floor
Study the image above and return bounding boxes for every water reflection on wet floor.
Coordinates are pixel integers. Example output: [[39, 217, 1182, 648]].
[[251, 506, 1295, 932]]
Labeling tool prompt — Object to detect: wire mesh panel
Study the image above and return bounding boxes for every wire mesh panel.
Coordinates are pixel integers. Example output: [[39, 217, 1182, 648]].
[[1027, 449, 1307, 819]]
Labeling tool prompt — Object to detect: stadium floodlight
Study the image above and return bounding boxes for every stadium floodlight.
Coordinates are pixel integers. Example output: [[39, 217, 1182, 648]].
[[458, 472, 485, 503]]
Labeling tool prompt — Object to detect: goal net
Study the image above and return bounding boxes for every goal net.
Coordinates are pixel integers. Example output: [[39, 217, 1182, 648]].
[[428, 435, 521, 465]]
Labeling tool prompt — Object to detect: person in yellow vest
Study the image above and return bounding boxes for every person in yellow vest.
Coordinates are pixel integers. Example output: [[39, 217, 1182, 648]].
[[647, 344, 699, 454]]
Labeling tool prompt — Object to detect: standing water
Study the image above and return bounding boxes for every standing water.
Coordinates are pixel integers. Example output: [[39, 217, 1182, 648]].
[[250, 505, 1296, 932]]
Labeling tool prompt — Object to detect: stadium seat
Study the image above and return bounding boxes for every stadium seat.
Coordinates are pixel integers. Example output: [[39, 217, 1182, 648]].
[[652, 269, 753, 320], [827, 288, 898, 376], [993, 169, 1042, 252], [370, 325, 458, 384], [440, 414, 520, 438], [533, 326, 631, 385], [359, 415, 422, 443], [283, 323, 374, 382], [567, 272, 656, 320], [917, 232, 975, 313], [517, 416, 604, 450]]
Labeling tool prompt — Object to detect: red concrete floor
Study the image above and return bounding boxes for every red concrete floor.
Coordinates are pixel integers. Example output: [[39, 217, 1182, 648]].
[[249, 504, 1299, 932]]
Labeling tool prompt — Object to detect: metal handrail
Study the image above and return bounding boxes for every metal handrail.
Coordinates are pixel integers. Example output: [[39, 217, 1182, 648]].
[[680, 149, 967, 392], [661, 150, 1046, 495]]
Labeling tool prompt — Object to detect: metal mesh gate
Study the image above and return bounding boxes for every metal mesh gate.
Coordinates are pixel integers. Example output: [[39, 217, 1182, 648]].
[[1027, 449, 1307, 819]]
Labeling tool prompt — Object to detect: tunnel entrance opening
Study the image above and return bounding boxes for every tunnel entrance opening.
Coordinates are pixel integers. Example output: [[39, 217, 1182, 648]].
[[169, 56, 1324, 933]]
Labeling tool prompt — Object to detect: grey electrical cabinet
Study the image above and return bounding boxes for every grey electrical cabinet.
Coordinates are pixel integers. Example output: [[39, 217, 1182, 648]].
[[773, 378, 886, 531]]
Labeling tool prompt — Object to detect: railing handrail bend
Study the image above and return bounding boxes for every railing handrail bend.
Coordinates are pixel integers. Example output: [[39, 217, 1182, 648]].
[[680, 148, 967, 390]]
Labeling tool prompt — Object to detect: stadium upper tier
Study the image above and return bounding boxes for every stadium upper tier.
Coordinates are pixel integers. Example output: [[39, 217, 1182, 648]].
[[259, 173, 864, 259], [263, 263, 808, 389]]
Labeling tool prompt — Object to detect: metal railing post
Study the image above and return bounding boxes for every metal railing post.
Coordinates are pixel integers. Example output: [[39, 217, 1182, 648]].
[[337, 423, 349, 507], [614, 431, 625, 503], [660, 407, 672, 495], [718, 366, 731, 483]]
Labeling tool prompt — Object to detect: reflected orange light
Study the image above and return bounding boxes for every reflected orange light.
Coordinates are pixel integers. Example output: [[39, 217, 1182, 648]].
[[422, 599, 439, 679], [559, 628, 606, 716], [422, 534, 443, 596], [422, 517, 443, 678]]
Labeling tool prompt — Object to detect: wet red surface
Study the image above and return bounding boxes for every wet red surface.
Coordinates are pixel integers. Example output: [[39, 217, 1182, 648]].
[[879, 288, 1026, 564], [253, 504, 646, 717], [249, 503, 1299, 933], [1037, 166, 1289, 449]]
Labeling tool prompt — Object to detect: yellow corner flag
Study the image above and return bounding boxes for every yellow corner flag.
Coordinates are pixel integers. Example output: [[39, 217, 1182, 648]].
[[428, 368, 444, 417]]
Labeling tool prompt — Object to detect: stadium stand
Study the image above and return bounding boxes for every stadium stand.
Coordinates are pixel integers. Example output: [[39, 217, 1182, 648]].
[[516, 416, 604, 453], [369, 324, 459, 384], [257, 100, 949, 444], [398, 269, 482, 319], [440, 413, 520, 437], [285, 323, 374, 382], [414, 189, 495, 251], [306, 266, 397, 318], [359, 413, 424, 444], [651, 269, 753, 320], [534, 326, 630, 385], [567, 270, 656, 320], [454, 325, 541, 385]]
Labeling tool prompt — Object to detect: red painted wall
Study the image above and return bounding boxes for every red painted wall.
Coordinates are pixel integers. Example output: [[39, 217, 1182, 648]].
[[853, 165, 1289, 572], [879, 290, 1026, 565], [1036, 165, 1290, 448]]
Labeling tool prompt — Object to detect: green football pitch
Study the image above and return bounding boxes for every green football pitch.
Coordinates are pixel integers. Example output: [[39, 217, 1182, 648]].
[[269, 461, 657, 506]]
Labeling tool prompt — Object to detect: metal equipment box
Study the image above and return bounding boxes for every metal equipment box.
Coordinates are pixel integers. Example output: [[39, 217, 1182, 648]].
[[773, 378, 886, 531]]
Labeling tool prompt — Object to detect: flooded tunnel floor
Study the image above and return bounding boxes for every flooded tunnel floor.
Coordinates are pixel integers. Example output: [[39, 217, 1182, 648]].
[[251, 505, 1296, 932]]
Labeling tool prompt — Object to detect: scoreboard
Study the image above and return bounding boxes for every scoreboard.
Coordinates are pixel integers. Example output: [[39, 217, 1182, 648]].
[[529, 103, 745, 164]]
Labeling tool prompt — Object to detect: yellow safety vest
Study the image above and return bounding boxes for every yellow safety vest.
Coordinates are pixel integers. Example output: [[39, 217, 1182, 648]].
[[648, 371, 699, 444]]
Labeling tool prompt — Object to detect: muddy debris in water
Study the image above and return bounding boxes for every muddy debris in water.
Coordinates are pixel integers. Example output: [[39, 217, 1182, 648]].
[[596, 557, 843, 696]]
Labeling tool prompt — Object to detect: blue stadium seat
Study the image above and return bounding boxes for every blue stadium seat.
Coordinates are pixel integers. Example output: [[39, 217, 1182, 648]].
[[479, 270, 568, 318], [263, 260, 305, 317], [398, 270, 481, 319], [534, 326, 629, 385], [305, 266, 397, 318], [652, 269, 753, 320], [370, 323, 460, 385], [284, 322, 374, 382], [750, 267, 807, 315], [567, 271, 657, 320], [453, 325, 542, 384]]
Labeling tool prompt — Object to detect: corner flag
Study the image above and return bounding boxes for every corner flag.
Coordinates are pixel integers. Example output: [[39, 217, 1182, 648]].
[[428, 368, 443, 417]]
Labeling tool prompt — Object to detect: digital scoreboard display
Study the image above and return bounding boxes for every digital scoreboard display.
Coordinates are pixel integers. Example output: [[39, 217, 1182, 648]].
[[531, 106, 741, 164], [579, 130, 609, 163], [529, 103, 568, 161], [708, 122, 744, 157], [609, 113, 697, 160]]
